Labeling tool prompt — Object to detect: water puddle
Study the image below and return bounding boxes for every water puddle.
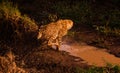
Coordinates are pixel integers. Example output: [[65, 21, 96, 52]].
[[60, 41, 120, 67]]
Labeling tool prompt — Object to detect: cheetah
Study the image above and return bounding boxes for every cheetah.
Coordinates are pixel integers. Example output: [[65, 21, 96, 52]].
[[37, 19, 73, 50]]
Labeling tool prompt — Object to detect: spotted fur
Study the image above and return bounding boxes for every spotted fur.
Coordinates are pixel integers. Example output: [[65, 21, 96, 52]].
[[37, 19, 73, 50]]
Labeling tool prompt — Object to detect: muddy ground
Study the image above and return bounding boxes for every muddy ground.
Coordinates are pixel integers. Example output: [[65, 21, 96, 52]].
[[61, 37, 120, 67], [72, 23, 120, 57]]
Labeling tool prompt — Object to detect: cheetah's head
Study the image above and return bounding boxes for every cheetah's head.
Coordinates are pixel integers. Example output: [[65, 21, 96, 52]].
[[57, 19, 73, 30]]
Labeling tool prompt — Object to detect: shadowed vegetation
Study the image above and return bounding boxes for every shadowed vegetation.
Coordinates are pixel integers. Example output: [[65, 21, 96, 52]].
[[0, 1, 38, 43]]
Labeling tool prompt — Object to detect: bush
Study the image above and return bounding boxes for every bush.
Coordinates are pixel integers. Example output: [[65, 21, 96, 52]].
[[0, 1, 38, 42], [93, 9, 120, 36], [75, 65, 120, 73], [51, 0, 120, 36], [52, 0, 92, 25]]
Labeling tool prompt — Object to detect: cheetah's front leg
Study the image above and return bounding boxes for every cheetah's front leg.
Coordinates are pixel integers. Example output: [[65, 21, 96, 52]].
[[48, 38, 60, 51], [56, 37, 62, 51]]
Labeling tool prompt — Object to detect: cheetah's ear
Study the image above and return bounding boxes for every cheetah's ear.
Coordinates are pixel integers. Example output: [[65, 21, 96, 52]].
[[56, 19, 63, 24]]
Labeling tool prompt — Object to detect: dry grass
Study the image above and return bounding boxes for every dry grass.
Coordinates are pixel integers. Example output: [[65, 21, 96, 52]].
[[0, 51, 27, 73]]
